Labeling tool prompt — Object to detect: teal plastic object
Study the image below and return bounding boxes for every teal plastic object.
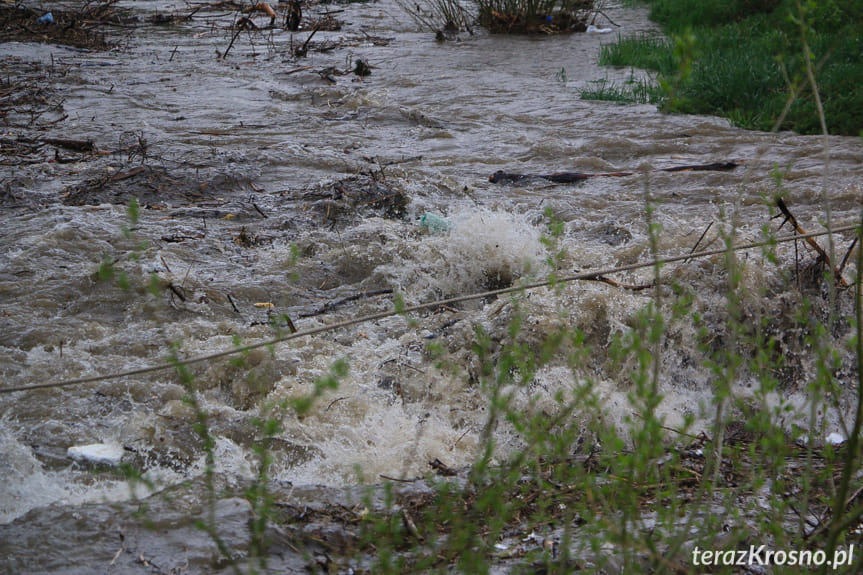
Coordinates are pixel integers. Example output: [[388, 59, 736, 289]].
[[419, 212, 451, 233]]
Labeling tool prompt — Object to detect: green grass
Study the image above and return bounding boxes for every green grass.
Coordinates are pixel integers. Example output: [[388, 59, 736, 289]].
[[644, 0, 784, 32], [598, 34, 676, 71], [593, 0, 863, 135], [578, 75, 661, 104]]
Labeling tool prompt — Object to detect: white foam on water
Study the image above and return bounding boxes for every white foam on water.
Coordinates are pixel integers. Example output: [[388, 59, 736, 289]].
[[0, 426, 184, 524], [0, 430, 65, 524], [373, 207, 550, 303]]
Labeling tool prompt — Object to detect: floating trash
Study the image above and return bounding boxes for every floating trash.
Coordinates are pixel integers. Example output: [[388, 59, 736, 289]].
[[419, 212, 451, 234], [586, 24, 613, 34], [67, 443, 125, 466], [826, 432, 846, 446]]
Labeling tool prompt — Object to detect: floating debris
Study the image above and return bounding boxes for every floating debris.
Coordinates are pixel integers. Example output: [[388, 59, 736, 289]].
[[67, 443, 125, 467], [826, 432, 846, 446], [419, 212, 451, 234]]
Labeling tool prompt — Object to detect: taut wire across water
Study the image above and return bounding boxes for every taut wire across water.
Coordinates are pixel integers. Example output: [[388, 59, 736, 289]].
[[2, 225, 857, 395]]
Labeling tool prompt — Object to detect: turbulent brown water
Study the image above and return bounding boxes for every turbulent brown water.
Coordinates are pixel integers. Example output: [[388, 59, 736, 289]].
[[1, 1, 862, 572]]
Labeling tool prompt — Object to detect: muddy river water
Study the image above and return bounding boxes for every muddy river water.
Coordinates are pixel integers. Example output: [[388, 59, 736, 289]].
[[1, 0, 863, 572]]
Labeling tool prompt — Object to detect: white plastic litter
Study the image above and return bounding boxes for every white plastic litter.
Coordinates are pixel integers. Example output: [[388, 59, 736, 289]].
[[826, 432, 846, 446], [586, 25, 613, 34], [67, 443, 125, 466]]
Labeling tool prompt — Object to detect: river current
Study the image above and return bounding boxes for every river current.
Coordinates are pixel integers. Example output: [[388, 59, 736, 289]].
[[1, 0, 862, 571]]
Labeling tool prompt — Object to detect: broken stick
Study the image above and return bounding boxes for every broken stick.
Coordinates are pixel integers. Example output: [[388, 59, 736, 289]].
[[298, 288, 394, 318], [775, 197, 848, 287]]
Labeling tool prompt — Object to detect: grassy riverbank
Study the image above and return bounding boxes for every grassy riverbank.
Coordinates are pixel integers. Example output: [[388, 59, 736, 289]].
[[590, 0, 863, 135]]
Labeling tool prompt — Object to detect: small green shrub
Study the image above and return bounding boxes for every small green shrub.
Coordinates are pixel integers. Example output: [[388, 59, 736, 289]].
[[401, 0, 595, 34], [476, 0, 594, 32]]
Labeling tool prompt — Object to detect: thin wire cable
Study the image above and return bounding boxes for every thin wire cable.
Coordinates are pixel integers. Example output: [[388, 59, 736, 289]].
[[1, 225, 857, 395]]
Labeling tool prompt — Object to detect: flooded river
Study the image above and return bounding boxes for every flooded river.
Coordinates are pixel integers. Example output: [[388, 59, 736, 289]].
[[1, 0, 862, 572]]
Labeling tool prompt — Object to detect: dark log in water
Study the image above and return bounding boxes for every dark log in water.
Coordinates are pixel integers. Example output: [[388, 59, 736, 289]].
[[489, 161, 741, 184]]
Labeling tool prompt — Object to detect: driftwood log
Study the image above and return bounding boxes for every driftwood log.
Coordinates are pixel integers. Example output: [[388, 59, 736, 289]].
[[489, 161, 741, 184], [41, 137, 95, 152]]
